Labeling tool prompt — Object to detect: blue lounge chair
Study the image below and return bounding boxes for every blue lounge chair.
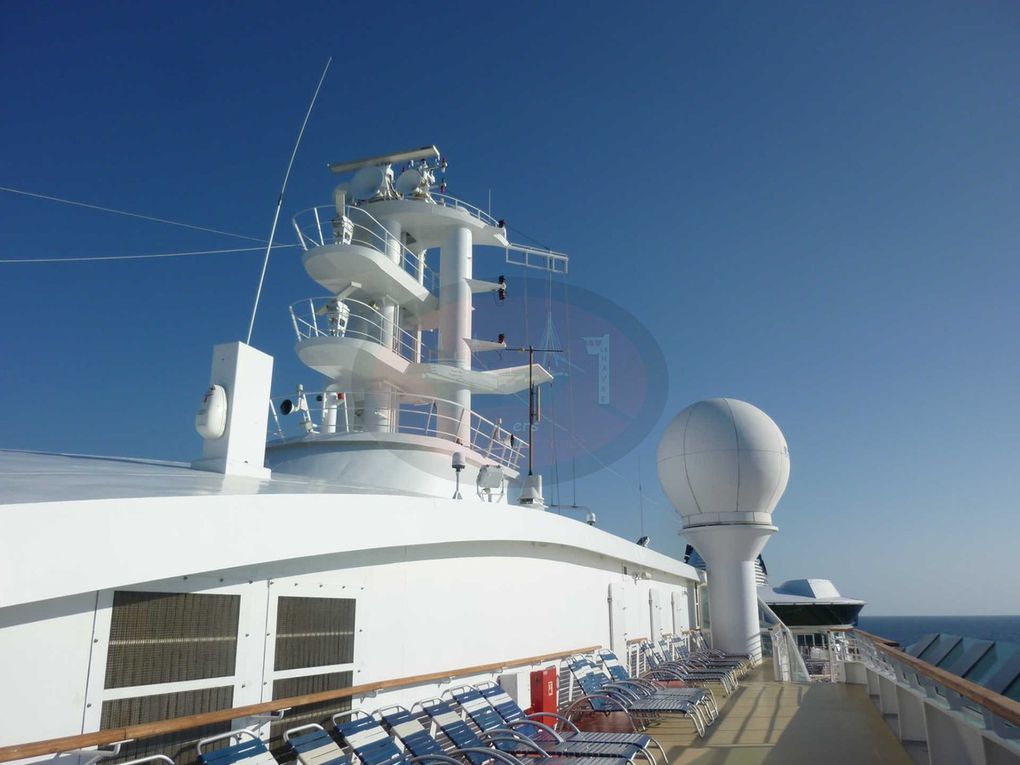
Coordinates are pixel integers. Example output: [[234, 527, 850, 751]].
[[446, 686, 649, 764], [670, 640, 751, 677], [284, 724, 351, 765], [686, 633, 753, 669], [594, 650, 719, 721], [640, 643, 736, 694], [331, 710, 463, 765], [472, 680, 667, 764], [375, 705, 524, 765], [580, 653, 716, 724], [414, 697, 626, 765], [197, 729, 277, 765], [563, 656, 706, 737]]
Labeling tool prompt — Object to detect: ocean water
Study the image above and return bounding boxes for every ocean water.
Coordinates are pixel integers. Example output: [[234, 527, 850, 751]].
[[857, 615, 1020, 649]]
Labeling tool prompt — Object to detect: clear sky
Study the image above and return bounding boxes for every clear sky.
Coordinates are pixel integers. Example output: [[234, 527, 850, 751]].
[[1, 1, 1018, 616]]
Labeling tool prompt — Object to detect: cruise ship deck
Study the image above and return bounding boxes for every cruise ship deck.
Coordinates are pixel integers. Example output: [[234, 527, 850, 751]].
[[648, 662, 915, 765]]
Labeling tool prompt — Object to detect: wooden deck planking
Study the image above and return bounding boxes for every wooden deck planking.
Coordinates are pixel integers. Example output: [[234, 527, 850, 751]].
[[643, 662, 915, 765]]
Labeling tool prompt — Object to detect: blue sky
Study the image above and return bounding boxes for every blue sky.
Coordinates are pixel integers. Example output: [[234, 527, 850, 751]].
[[1, 2, 1018, 615]]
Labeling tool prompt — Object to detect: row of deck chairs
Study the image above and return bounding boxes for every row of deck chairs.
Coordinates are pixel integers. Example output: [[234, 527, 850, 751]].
[[633, 636, 753, 695], [120, 635, 750, 765], [564, 653, 713, 737], [188, 682, 668, 765]]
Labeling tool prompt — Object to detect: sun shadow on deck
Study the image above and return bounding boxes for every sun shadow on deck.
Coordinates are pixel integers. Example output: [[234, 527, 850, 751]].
[[643, 662, 913, 765]]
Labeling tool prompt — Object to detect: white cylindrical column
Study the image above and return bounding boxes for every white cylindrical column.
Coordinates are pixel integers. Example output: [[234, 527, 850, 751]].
[[379, 217, 403, 266], [362, 385, 393, 433], [438, 225, 472, 443], [683, 524, 775, 662]]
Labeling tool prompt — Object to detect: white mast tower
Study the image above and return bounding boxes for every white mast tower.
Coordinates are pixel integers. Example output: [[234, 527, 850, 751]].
[[266, 147, 567, 502]]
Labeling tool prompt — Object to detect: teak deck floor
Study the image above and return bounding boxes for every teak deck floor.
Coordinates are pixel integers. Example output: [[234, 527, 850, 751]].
[[640, 662, 915, 765]]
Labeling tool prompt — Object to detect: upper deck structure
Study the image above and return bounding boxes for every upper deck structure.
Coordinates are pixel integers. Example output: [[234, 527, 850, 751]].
[[264, 147, 567, 500]]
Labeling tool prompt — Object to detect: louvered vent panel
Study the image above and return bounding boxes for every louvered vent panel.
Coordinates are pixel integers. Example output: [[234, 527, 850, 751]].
[[100, 686, 233, 765], [105, 591, 240, 688], [274, 597, 356, 670]]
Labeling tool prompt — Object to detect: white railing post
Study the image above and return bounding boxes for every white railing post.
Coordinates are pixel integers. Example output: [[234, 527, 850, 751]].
[[313, 207, 324, 246]]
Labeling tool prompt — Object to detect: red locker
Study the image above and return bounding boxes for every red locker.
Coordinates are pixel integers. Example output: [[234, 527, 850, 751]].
[[528, 666, 558, 722]]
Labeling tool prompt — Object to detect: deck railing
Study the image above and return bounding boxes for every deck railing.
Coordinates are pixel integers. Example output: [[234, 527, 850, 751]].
[[288, 296, 432, 363], [0, 645, 599, 764], [268, 389, 528, 471], [431, 192, 502, 228], [849, 629, 1020, 739], [292, 205, 437, 291]]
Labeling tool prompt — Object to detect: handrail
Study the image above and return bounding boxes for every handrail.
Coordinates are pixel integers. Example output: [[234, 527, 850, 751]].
[[431, 193, 501, 228], [292, 205, 436, 290], [289, 296, 429, 362], [853, 629, 1020, 727], [267, 388, 528, 470], [853, 628, 899, 646], [0, 645, 600, 763]]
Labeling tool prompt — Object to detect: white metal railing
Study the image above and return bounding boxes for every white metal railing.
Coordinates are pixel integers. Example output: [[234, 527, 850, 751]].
[[288, 296, 434, 364], [268, 389, 528, 470], [846, 631, 1020, 746], [292, 205, 437, 291], [431, 192, 502, 228]]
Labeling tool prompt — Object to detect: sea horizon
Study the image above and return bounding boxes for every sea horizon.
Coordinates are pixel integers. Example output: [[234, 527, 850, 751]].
[[856, 614, 1020, 649]]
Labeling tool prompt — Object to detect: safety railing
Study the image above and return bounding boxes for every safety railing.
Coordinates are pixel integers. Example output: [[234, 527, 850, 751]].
[[268, 389, 528, 471], [0, 645, 599, 764], [431, 192, 502, 228], [848, 629, 1020, 740], [292, 205, 437, 291], [288, 296, 433, 364]]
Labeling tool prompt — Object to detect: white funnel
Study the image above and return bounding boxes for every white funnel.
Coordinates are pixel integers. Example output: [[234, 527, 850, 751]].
[[657, 398, 789, 662]]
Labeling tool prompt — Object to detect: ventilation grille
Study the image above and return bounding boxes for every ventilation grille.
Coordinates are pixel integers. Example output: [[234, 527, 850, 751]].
[[274, 597, 356, 671], [101, 686, 233, 765], [105, 591, 240, 689]]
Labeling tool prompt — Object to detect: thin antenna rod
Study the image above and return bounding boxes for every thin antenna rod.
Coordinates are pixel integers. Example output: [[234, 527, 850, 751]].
[[638, 455, 645, 536], [245, 56, 332, 345]]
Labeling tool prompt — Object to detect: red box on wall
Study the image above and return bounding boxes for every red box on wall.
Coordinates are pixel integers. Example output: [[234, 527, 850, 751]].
[[529, 666, 558, 721]]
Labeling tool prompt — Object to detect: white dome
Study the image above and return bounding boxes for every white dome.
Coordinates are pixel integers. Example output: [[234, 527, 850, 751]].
[[657, 398, 789, 527]]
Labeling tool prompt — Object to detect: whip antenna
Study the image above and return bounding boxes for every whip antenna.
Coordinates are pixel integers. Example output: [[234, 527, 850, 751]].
[[245, 56, 332, 344]]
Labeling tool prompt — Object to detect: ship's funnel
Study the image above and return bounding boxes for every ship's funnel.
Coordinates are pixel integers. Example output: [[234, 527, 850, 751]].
[[657, 398, 790, 662]]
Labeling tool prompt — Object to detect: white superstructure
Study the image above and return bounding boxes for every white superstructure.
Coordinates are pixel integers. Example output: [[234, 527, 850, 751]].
[[0, 149, 699, 755], [3, 144, 1020, 765]]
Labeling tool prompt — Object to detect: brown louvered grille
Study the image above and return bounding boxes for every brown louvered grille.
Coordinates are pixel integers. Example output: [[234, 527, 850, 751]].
[[267, 671, 353, 759], [100, 686, 233, 765], [105, 591, 241, 688], [274, 597, 356, 671]]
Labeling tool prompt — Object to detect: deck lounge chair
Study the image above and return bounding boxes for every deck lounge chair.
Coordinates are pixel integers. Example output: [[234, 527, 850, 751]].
[[640, 643, 736, 694], [662, 636, 750, 676], [413, 697, 628, 765], [375, 705, 531, 765], [197, 729, 277, 765], [330, 710, 465, 765], [688, 632, 753, 668], [446, 689, 652, 765], [672, 645, 750, 677], [445, 686, 649, 764], [472, 679, 667, 763], [594, 650, 719, 721], [563, 656, 706, 737], [284, 724, 352, 765]]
